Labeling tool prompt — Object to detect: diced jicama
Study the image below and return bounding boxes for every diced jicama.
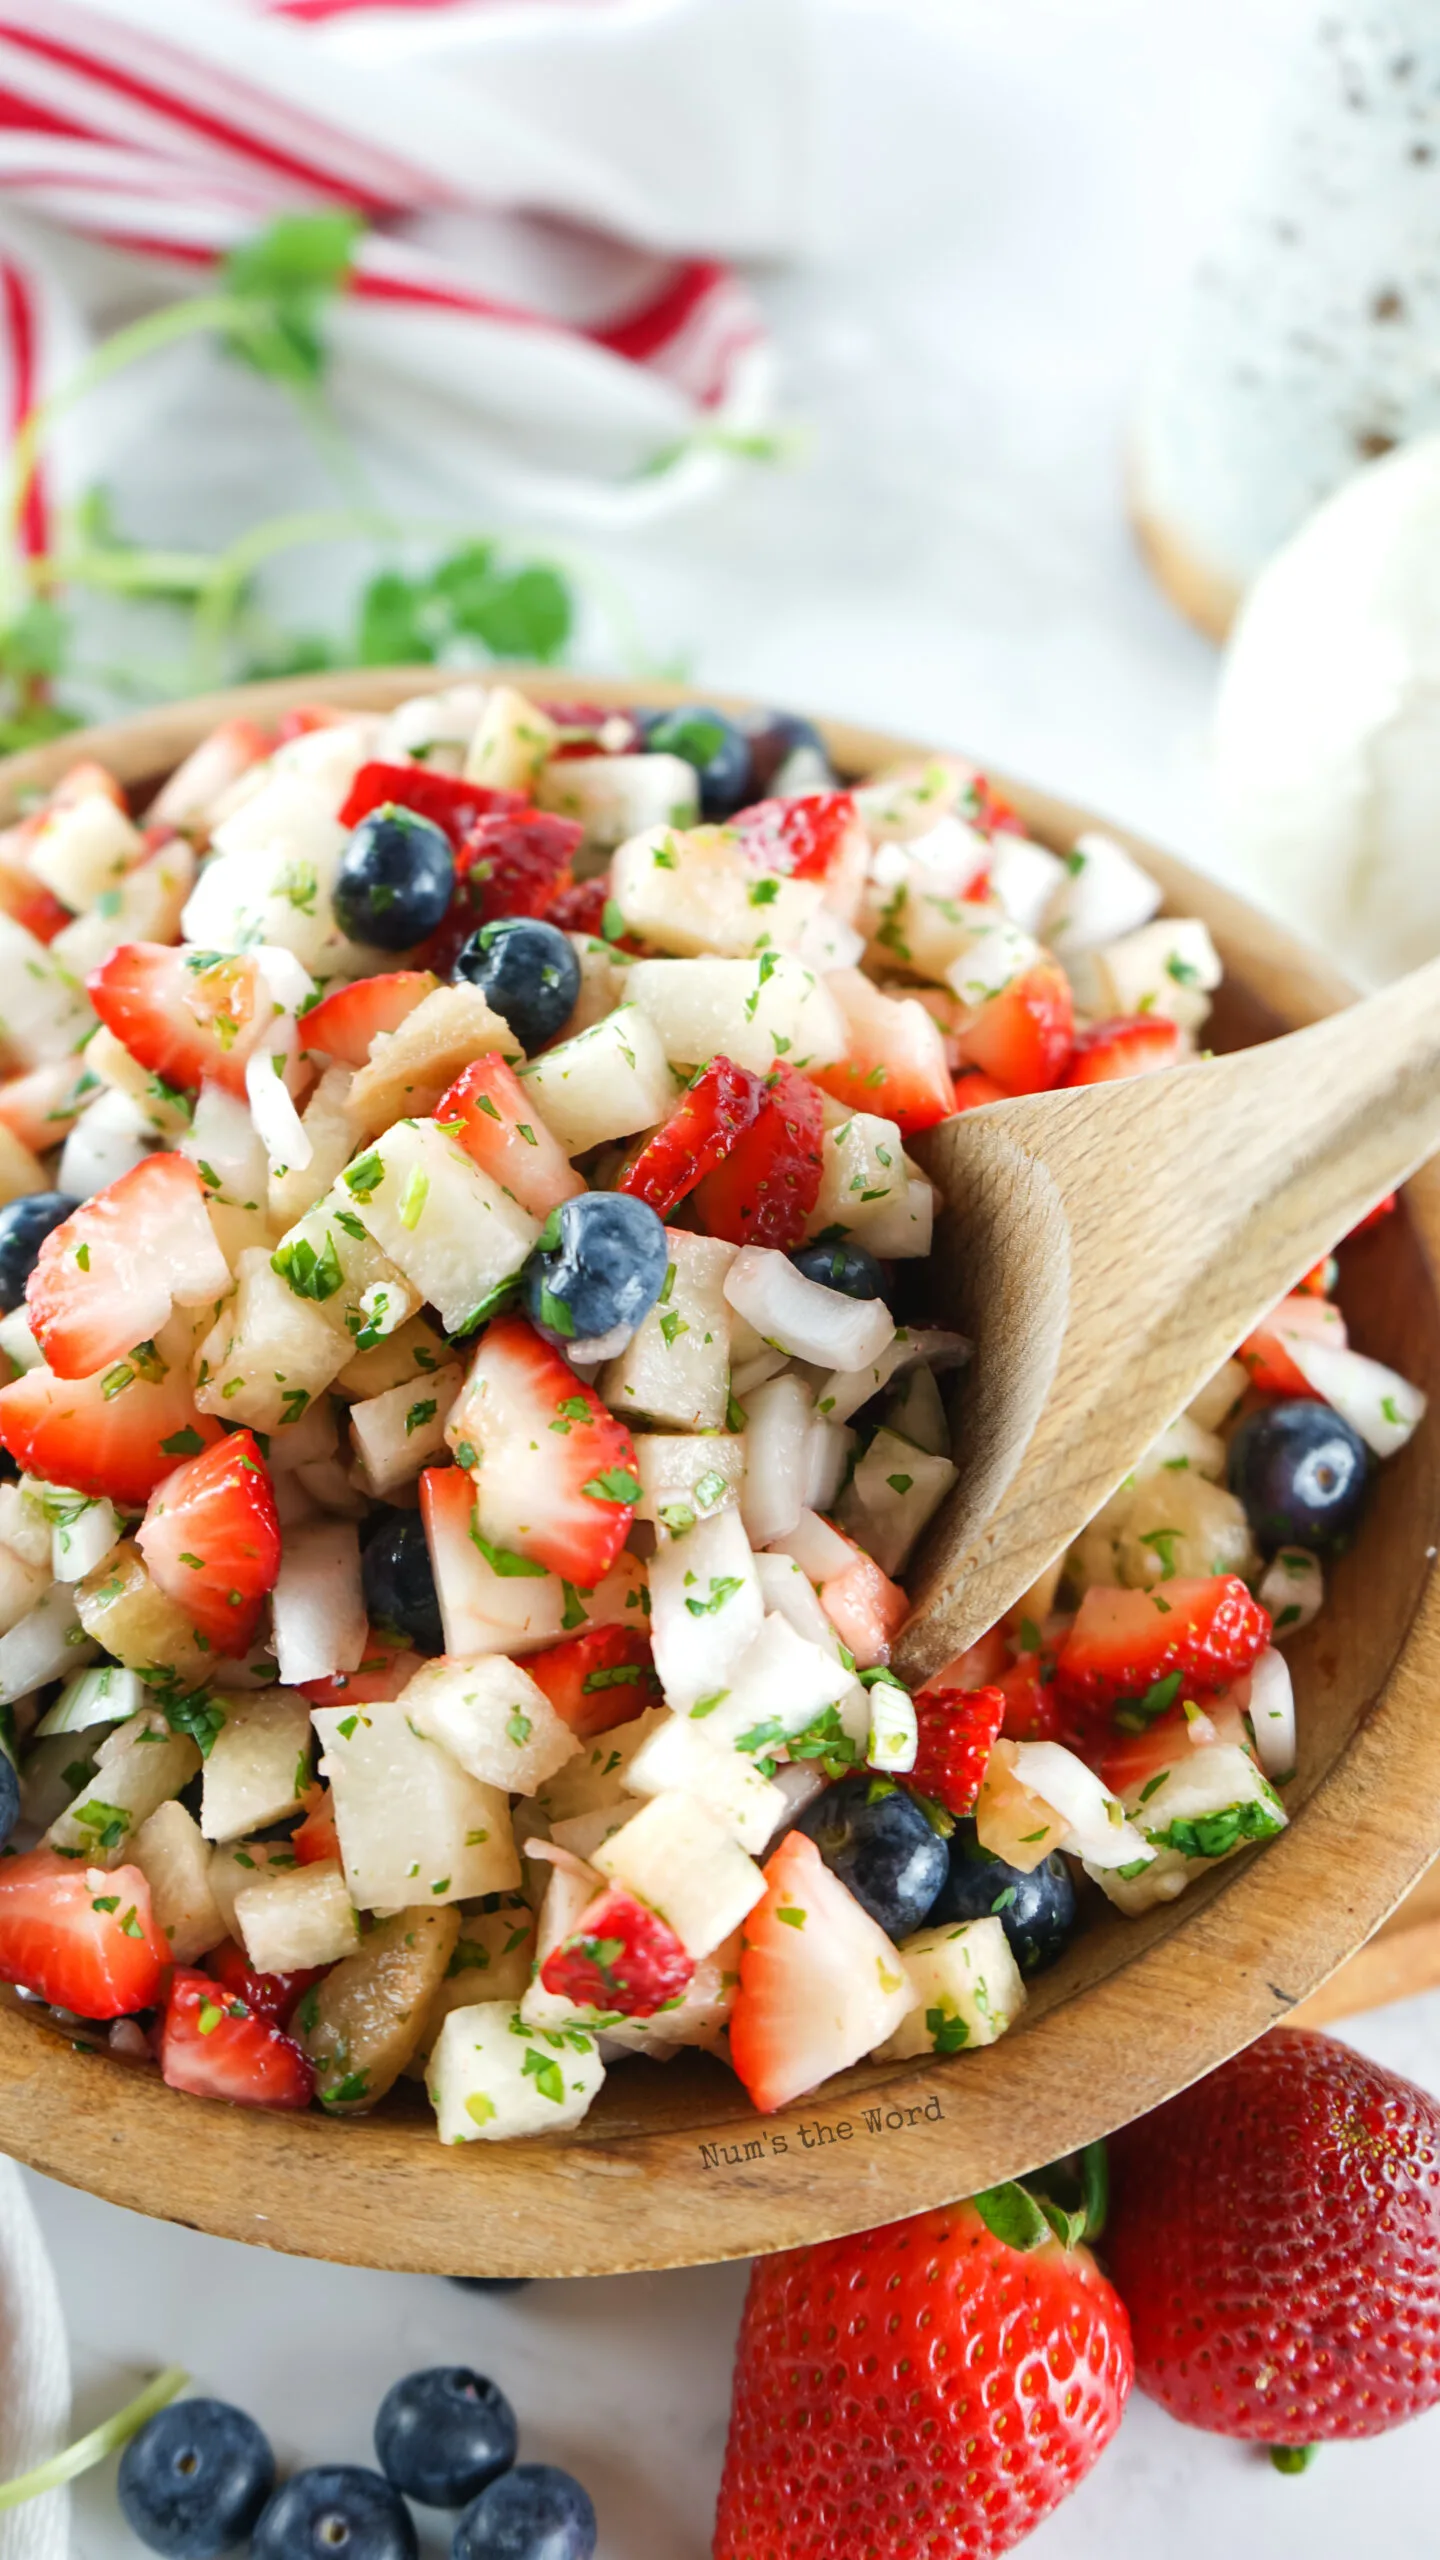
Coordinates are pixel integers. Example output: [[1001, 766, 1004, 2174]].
[[692, 1610, 856, 1754], [344, 1117, 538, 1337], [0, 1479, 48, 1568], [1088, 918, 1221, 1033], [601, 1229, 735, 1431], [74, 1540, 209, 1685], [350, 1361, 464, 1498], [855, 757, 966, 841], [536, 1710, 667, 1826], [0, 916, 94, 1069], [737, 1373, 813, 1548], [754, 1547, 847, 1657], [813, 1324, 971, 1426], [1259, 1545, 1324, 1640], [592, 1791, 765, 1959], [1094, 1742, 1287, 1917], [610, 823, 821, 959], [405, 1895, 537, 2070], [207, 1840, 302, 1941], [419, 1467, 567, 1658], [0, 1584, 96, 1704], [463, 686, 558, 793], [886, 1362, 949, 1458], [866, 1679, 918, 1774], [647, 1508, 764, 1713], [1041, 830, 1162, 956], [837, 1425, 957, 1577], [263, 1398, 339, 1474], [131, 1799, 227, 1963], [0, 1539, 50, 1636], [377, 683, 486, 765], [234, 1860, 362, 1973], [1246, 1647, 1296, 1779], [347, 985, 521, 1141], [195, 1249, 349, 1431], [624, 1713, 784, 1855], [43, 1485, 122, 1585], [537, 750, 697, 846], [624, 955, 847, 1077], [1008, 1740, 1154, 1869], [723, 1245, 895, 1372], [313, 1704, 520, 1907], [870, 891, 1032, 997], [183, 774, 347, 969], [0, 1307, 40, 1372], [49, 1710, 200, 1866], [1284, 1336, 1427, 1458], [874, 1915, 1027, 2062], [803, 1108, 910, 1247], [428, 1998, 604, 2143], [765, 1507, 854, 1585], [632, 1432, 745, 1533], [146, 716, 270, 834], [181, 1081, 271, 1215], [518, 1005, 673, 1156], [398, 1655, 577, 1795], [51, 839, 195, 978], [1135, 1411, 1226, 1482], [28, 792, 142, 912], [988, 835, 1067, 936], [336, 1311, 449, 1399], [271, 1521, 367, 1689], [804, 1417, 854, 1514], [1187, 1357, 1249, 1433], [267, 1066, 358, 1228], [200, 1692, 314, 1841]]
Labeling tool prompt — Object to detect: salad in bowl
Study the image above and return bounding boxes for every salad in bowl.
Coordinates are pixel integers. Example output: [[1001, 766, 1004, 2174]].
[[0, 680, 1420, 2145]]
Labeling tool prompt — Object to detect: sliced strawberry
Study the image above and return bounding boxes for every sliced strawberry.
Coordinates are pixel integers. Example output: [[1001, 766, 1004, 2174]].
[[538, 702, 644, 759], [954, 962, 1074, 1093], [207, 1935, 325, 2029], [1095, 1703, 1197, 1797], [526, 1624, 660, 1740], [540, 1884, 694, 2019], [0, 1849, 167, 2018], [812, 969, 954, 1135], [546, 876, 611, 937], [160, 1966, 315, 2110], [0, 1356, 222, 1505], [301, 970, 438, 1069], [729, 1830, 910, 2116], [136, 1429, 281, 1655], [338, 762, 527, 849], [1239, 1292, 1346, 1398], [994, 1654, 1063, 1743], [694, 1064, 824, 1249], [926, 1628, 1009, 1689], [149, 717, 271, 832], [1055, 1577, 1272, 1719], [1064, 1016, 1181, 1086], [452, 1315, 640, 1583], [0, 849, 69, 944], [1295, 1256, 1338, 1298], [732, 790, 864, 891], [962, 770, 1024, 839], [1348, 1193, 1398, 1240], [907, 1682, 1005, 1816], [27, 1153, 228, 1382], [0, 1059, 92, 1153], [617, 1056, 765, 1217], [297, 1632, 426, 1708], [436, 1054, 585, 1219], [816, 1523, 910, 1669], [88, 942, 263, 1099], [950, 1069, 1011, 1113], [421, 809, 584, 974], [292, 1788, 340, 1866], [275, 704, 349, 744]]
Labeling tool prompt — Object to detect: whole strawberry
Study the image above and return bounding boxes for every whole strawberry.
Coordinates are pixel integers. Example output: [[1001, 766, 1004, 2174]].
[[1107, 2027, 1440, 2443], [713, 2190, 1132, 2559]]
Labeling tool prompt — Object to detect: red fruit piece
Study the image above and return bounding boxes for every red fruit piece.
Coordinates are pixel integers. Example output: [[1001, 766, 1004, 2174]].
[[1239, 1291, 1346, 1397], [728, 1830, 911, 2117], [88, 942, 263, 1099], [546, 876, 610, 937], [812, 970, 954, 1136], [539, 1884, 694, 2019], [908, 1681, 1005, 1815], [1064, 1015, 1182, 1086], [955, 961, 1074, 1093], [27, 1153, 226, 1382], [1095, 1700, 1198, 1796], [0, 1060, 92, 1154], [732, 789, 860, 883], [207, 1935, 324, 2029], [0, 1356, 222, 1506], [436, 1054, 585, 1220], [0, 851, 69, 944], [301, 970, 438, 1069], [337, 761, 527, 849], [160, 1967, 315, 2111], [297, 1631, 427, 1708], [694, 1063, 824, 1249], [292, 1789, 340, 1867], [1055, 1576, 1271, 1718], [963, 769, 1025, 838], [539, 702, 644, 758], [994, 1654, 1062, 1743], [456, 1314, 640, 1584], [1107, 2028, 1440, 2442], [526, 1624, 660, 1740], [1348, 1192, 1397, 1240], [136, 1428, 281, 1655], [815, 1522, 909, 1669], [275, 705, 349, 744], [423, 810, 584, 973], [617, 1056, 765, 1217], [0, 1849, 167, 2019], [714, 2197, 1132, 2560], [950, 1068, 1011, 1113], [1294, 1255, 1338, 1298]]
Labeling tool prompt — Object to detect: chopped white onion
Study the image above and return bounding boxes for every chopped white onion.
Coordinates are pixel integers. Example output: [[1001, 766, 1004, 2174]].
[[270, 1519, 367, 1686], [182, 1081, 270, 1204], [1258, 1545, 1324, 1641], [738, 1373, 814, 1548], [1042, 830, 1162, 957], [730, 1347, 789, 1400], [0, 1309, 42, 1373], [815, 1324, 971, 1426], [1009, 1740, 1154, 1869], [246, 1042, 313, 1176], [765, 1507, 854, 1584], [0, 1587, 97, 1705], [805, 1417, 854, 1513], [1246, 1647, 1296, 1780], [1286, 1336, 1428, 1458], [36, 1663, 144, 1736], [724, 1246, 895, 1373], [866, 1677, 918, 1773], [988, 835, 1067, 935], [58, 1090, 154, 1199]]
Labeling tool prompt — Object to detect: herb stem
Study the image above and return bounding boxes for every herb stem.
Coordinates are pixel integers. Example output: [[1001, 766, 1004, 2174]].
[[0, 2363, 188, 2509]]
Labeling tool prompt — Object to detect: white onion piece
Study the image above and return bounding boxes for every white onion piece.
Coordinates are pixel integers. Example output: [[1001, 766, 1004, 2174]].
[[36, 1663, 144, 1736], [246, 1043, 312, 1176], [1285, 1336, 1428, 1457], [754, 1549, 845, 1655], [1042, 830, 1162, 957], [49, 1495, 121, 1585], [805, 1418, 853, 1513], [1258, 1545, 1324, 1641], [270, 1519, 366, 1686], [762, 1759, 829, 1846], [58, 1090, 153, 1199], [0, 1310, 42, 1373], [724, 1247, 895, 1373], [866, 1678, 918, 1774], [0, 1587, 97, 1704], [764, 1507, 854, 1584], [794, 906, 865, 972], [182, 1081, 270, 1204], [731, 1347, 789, 1400], [1009, 1740, 1154, 1869], [739, 1373, 814, 1548], [265, 1400, 339, 1472], [815, 1324, 971, 1426], [1246, 1647, 1296, 1780], [524, 1836, 604, 1887], [988, 835, 1067, 935], [648, 1509, 764, 1713]]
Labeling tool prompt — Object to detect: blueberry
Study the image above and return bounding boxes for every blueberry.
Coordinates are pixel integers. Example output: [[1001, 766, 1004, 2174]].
[[1227, 1396, 1370, 1555], [453, 918, 580, 1051], [0, 1748, 18, 1851], [447, 2277, 531, 2294], [789, 1240, 886, 1302], [362, 1508, 443, 1653], [795, 1774, 947, 1939], [639, 705, 751, 819], [118, 2399, 275, 2559], [334, 805, 454, 950], [740, 708, 835, 800], [452, 2465, 596, 2560], [928, 1819, 1077, 1976], [374, 2367, 517, 2508], [0, 1190, 77, 1312], [524, 1193, 669, 1351], [253, 2469, 416, 2560]]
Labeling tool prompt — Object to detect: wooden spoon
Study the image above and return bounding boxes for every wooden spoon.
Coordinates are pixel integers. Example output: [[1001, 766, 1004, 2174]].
[[896, 957, 1440, 1680]]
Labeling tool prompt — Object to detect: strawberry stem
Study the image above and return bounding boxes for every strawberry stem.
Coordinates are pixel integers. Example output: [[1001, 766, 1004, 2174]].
[[0, 2364, 188, 2509], [1270, 2445, 1318, 2476]]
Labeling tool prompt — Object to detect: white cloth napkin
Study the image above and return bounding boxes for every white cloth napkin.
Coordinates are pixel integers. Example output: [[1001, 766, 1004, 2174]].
[[0, 0, 813, 554], [0, 2163, 70, 2560]]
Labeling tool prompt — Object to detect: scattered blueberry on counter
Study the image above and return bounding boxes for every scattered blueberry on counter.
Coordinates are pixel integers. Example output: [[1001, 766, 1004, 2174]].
[[524, 1192, 669, 1352], [0, 1190, 78, 1311], [929, 1817, 1077, 1976], [795, 1773, 949, 1939], [1227, 1396, 1370, 1554], [452, 2466, 597, 2560], [117, 2398, 275, 2560], [452, 917, 580, 1051], [374, 2368, 518, 2509], [333, 805, 455, 950], [360, 1509, 445, 1654], [447, 2278, 532, 2296], [789, 1239, 887, 1302], [252, 2466, 417, 2560]]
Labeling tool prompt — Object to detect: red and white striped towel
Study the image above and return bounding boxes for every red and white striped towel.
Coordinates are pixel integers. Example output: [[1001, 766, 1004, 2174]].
[[0, 0, 807, 551]]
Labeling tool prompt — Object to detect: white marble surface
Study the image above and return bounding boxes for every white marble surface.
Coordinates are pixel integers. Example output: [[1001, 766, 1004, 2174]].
[[16, 3, 1440, 2555]]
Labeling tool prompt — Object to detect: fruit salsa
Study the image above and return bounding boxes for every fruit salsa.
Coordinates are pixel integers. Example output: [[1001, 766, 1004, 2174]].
[[0, 686, 1420, 2136]]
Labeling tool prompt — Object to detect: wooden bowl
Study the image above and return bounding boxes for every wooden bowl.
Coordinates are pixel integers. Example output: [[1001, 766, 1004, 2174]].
[[0, 670, 1437, 2281]]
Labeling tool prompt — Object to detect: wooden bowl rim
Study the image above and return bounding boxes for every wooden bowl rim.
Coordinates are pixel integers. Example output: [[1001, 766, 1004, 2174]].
[[0, 667, 1434, 2279]]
